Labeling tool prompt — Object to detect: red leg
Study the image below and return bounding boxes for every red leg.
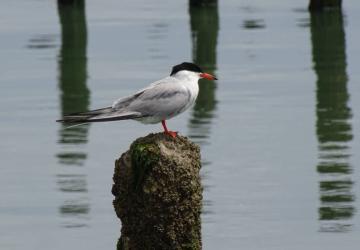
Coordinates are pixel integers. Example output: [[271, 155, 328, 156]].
[[161, 120, 177, 138]]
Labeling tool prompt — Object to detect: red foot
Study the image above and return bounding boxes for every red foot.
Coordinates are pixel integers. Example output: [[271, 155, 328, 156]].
[[161, 120, 177, 138], [164, 131, 178, 138]]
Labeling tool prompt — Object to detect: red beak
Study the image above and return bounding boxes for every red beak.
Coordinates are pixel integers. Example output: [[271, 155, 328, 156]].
[[200, 72, 217, 80]]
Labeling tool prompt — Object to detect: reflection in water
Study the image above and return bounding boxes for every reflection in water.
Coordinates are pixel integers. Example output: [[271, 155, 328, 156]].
[[27, 34, 57, 49], [239, 5, 265, 30], [310, 9, 355, 232], [56, 0, 90, 228], [147, 22, 169, 60], [188, 2, 219, 217], [188, 2, 218, 145], [242, 19, 266, 29], [297, 17, 311, 28]]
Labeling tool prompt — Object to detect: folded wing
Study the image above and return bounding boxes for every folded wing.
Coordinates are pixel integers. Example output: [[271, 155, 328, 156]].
[[57, 77, 190, 124]]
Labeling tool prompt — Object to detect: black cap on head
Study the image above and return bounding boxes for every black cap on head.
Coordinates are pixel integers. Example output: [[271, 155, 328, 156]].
[[170, 62, 203, 76]]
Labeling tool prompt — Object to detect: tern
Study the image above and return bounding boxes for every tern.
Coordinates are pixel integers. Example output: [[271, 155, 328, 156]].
[[57, 62, 217, 138]]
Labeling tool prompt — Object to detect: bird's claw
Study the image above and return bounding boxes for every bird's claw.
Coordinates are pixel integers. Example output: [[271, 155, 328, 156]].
[[165, 131, 178, 138]]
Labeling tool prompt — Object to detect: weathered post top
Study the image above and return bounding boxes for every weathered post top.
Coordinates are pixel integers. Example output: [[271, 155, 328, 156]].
[[112, 133, 202, 250]]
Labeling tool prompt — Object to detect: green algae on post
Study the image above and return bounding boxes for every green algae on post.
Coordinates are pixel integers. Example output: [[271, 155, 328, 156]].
[[112, 133, 202, 250]]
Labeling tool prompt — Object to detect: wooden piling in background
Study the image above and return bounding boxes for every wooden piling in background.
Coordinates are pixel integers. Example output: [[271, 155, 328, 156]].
[[189, 0, 217, 7], [309, 0, 342, 11]]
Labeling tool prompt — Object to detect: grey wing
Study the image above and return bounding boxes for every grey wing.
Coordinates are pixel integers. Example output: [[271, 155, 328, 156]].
[[111, 90, 145, 110], [126, 81, 192, 118], [111, 77, 170, 110]]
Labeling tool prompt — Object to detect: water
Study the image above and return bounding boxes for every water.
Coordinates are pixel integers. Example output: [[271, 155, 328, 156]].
[[1, 0, 360, 249]]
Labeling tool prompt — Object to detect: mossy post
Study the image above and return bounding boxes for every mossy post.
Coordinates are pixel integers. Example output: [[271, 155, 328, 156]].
[[112, 133, 202, 250]]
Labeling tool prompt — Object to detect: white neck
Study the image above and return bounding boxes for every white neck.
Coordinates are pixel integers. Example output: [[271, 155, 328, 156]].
[[172, 70, 201, 82], [171, 70, 200, 108]]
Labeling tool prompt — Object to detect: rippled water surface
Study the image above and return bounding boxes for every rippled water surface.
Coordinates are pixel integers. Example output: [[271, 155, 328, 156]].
[[1, 0, 360, 249]]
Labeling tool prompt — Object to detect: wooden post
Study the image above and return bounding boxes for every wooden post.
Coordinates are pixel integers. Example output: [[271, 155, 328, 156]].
[[309, 0, 342, 12], [189, 0, 217, 7], [112, 133, 203, 249]]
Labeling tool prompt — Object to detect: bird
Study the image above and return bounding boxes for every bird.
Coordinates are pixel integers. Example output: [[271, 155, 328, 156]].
[[57, 62, 217, 138]]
